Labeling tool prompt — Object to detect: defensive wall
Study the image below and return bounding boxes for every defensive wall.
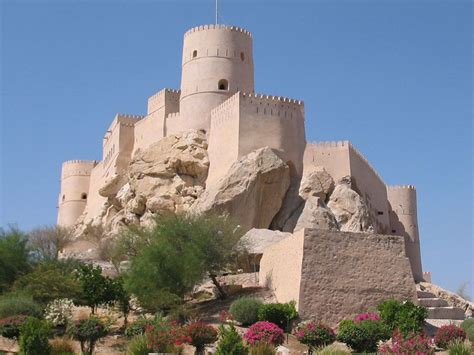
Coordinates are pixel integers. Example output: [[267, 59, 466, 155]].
[[387, 185, 423, 282], [259, 229, 417, 324], [180, 24, 254, 132], [57, 160, 98, 226], [207, 92, 306, 184]]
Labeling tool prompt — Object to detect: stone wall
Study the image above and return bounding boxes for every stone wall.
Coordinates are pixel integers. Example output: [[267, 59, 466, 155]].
[[260, 228, 417, 325]]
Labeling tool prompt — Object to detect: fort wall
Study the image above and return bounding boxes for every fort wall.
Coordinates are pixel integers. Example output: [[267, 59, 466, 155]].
[[147, 88, 180, 115], [57, 160, 98, 226], [303, 141, 351, 180], [82, 161, 107, 222], [179, 25, 254, 132], [387, 185, 423, 282]]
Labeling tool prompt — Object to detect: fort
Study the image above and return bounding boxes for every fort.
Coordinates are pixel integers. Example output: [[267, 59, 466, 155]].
[[58, 24, 427, 314]]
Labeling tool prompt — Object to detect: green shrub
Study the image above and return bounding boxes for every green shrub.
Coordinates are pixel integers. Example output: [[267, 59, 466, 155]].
[[68, 315, 108, 355], [465, 325, 474, 342], [166, 304, 197, 324], [0, 293, 43, 318], [257, 301, 298, 331], [126, 334, 149, 355], [434, 324, 466, 349], [19, 317, 52, 355], [447, 339, 471, 355], [230, 297, 263, 326], [124, 316, 153, 338], [185, 321, 218, 354], [377, 299, 427, 336], [248, 342, 276, 355], [294, 321, 336, 351], [0, 315, 27, 339], [50, 338, 76, 355], [460, 318, 474, 331], [216, 324, 248, 355], [0, 227, 31, 293], [337, 319, 390, 353]]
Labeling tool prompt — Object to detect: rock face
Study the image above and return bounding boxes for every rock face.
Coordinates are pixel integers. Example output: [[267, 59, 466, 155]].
[[299, 167, 334, 201], [241, 228, 292, 255], [192, 148, 291, 232], [294, 196, 338, 232], [327, 177, 373, 232]]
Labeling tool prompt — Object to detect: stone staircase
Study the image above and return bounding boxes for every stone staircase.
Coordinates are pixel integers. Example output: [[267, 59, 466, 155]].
[[418, 289, 465, 334]]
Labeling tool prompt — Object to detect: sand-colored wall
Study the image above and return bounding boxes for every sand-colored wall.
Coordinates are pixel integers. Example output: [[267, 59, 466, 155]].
[[57, 160, 98, 226], [304, 142, 351, 180], [81, 161, 107, 223], [207, 92, 241, 184], [259, 229, 305, 306], [387, 185, 423, 282], [297, 229, 417, 324], [179, 25, 254, 132]]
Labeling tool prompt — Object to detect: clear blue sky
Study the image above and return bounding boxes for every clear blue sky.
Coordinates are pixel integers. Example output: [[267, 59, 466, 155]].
[[1, 0, 472, 296]]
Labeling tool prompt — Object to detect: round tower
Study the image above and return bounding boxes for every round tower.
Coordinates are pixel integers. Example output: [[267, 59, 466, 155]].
[[387, 185, 423, 282], [179, 24, 254, 132], [57, 160, 97, 227]]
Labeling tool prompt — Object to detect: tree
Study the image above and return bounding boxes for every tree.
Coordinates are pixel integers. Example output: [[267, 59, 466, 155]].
[[13, 259, 82, 305], [122, 214, 246, 312], [0, 227, 31, 292], [27, 225, 73, 260], [110, 276, 131, 326], [74, 264, 115, 314]]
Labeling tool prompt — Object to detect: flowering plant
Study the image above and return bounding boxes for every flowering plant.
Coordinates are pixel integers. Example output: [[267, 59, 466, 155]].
[[185, 321, 218, 353], [68, 316, 109, 355], [219, 309, 233, 323], [434, 324, 466, 349], [244, 321, 284, 346], [379, 329, 435, 354], [0, 315, 27, 339], [354, 312, 380, 323], [145, 319, 191, 353], [45, 298, 74, 327], [294, 321, 335, 352]]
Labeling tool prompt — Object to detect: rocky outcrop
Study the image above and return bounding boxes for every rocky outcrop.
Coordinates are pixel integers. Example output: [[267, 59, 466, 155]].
[[294, 196, 338, 232], [242, 228, 292, 255], [192, 148, 291, 232], [299, 167, 334, 201], [327, 177, 374, 232]]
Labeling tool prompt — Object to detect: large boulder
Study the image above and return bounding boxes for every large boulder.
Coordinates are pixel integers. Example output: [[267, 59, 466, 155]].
[[299, 167, 334, 201], [192, 148, 291, 232], [327, 177, 373, 232], [241, 228, 292, 255], [293, 196, 339, 232]]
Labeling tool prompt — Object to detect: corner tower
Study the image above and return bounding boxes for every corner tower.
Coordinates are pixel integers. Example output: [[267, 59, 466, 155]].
[[57, 160, 98, 227], [387, 185, 423, 282], [179, 24, 254, 132]]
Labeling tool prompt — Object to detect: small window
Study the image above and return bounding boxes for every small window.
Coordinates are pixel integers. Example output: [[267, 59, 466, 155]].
[[240, 52, 245, 61], [192, 50, 197, 58], [62, 195, 65, 201], [218, 79, 228, 90], [392, 229, 396, 233], [377, 211, 384, 215], [81, 193, 87, 200]]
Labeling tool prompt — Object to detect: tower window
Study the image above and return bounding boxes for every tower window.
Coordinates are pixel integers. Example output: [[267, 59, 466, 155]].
[[62, 195, 65, 201], [192, 50, 197, 58], [81, 193, 87, 200], [218, 79, 228, 91], [240, 52, 245, 61]]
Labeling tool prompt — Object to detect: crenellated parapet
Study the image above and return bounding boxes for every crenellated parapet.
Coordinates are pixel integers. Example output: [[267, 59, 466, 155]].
[[61, 160, 98, 180], [147, 89, 180, 115], [388, 185, 417, 190], [307, 140, 350, 148], [184, 24, 252, 38]]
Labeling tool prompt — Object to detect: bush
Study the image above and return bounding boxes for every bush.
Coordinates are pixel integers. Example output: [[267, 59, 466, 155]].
[[0, 227, 31, 293], [0, 315, 27, 339], [337, 319, 390, 353], [216, 324, 247, 355], [465, 325, 474, 342], [460, 318, 474, 331], [354, 312, 380, 323], [378, 299, 427, 336], [68, 315, 109, 355], [13, 260, 82, 305], [379, 329, 434, 354], [144, 317, 191, 353], [19, 317, 52, 355], [248, 342, 275, 355], [294, 321, 336, 352], [50, 338, 75, 355], [124, 317, 153, 338], [257, 301, 298, 331], [0, 293, 43, 318], [243, 321, 284, 346], [230, 298, 263, 326], [185, 321, 218, 354], [447, 339, 471, 355], [166, 304, 197, 324], [434, 324, 466, 349], [45, 298, 74, 327], [126, 334, 149, 355]]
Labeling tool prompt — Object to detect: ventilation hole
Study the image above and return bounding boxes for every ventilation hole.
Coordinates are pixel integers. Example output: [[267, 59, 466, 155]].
[[62, 195, 65, 201], [218, 79, 228, 90], [81, 193, 87, 200], [192, 50, 197, 58], [240, 52, 245, 61]]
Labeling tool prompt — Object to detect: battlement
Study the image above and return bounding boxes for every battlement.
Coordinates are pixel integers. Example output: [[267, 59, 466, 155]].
[[62, 160, 99, 167], [148, 89, 180, 114], [307, 141, 350, 148], [387, 185, 417, 190], [184, 24, 252, 38], [116, 113, 145, 124], [241, 92, 303, 106], [166, 112, 180, 119]]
